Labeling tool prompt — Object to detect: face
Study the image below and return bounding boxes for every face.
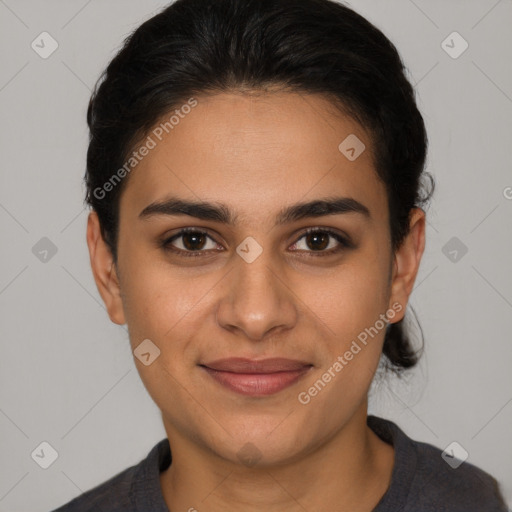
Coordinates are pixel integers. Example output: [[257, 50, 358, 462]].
[[88, 91, 425, 467]]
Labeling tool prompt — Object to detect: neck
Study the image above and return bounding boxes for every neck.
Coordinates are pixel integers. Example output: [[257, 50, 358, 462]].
[[159, 404, 394, 512]]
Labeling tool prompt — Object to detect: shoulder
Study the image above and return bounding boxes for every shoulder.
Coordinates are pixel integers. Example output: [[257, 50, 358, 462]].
[[409, 437, 508, 511], [50, 465, 136, 511], [368, 415, 509, 512], [50, 438, 170, 512]]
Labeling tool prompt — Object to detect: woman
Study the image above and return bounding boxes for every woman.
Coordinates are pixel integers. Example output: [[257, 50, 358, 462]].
[[53, 0, 508, 510]]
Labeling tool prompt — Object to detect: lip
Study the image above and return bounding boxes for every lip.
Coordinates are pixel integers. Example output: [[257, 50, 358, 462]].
[[200, 358, 313, 396]]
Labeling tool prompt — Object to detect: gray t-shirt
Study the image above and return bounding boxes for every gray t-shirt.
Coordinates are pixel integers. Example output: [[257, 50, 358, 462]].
[[51, 415, 509, 511]]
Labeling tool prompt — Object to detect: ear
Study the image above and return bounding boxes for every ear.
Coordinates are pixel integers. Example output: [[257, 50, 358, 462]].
[[86, 211, 126, 325], [387, 208, 426, 323]]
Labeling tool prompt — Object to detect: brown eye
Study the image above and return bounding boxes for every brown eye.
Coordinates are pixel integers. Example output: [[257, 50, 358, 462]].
[[290, 228, 352, 256], [304, 231, 330, 251], [161, 228, 220, 257], [181, 231, 208, 250], [161, 227, 352, 259]]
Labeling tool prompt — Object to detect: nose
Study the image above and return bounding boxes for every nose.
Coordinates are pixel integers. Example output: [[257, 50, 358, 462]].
[[215, 248, 298, 342]]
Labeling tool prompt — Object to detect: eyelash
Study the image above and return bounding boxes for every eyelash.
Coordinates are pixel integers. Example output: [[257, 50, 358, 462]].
[[160, 227, 352, 258]]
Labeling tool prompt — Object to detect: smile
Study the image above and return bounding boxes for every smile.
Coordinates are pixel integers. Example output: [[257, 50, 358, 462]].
[[200, 358, 313, 397]]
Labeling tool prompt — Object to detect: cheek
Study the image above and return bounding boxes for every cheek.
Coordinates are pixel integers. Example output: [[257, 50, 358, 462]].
[[118, 249, 214, 354], [296, 268, 390, 421], [117, 248, 177, 340], [305, 258, 391, 342]]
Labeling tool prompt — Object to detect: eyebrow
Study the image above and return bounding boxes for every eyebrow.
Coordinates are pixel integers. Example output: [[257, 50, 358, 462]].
[[138, 196, 371, 225]]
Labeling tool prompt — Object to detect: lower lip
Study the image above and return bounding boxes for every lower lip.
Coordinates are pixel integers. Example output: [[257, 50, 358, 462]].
[[202, 366, 312, 396]]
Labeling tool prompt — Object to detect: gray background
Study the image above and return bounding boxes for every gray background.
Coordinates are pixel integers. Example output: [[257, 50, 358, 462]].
[[1, 0, 511, 510]]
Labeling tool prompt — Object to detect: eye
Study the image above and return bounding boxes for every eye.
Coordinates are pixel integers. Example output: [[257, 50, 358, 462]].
[[289, 228, 352, 257], [161, 228, 221, 258], [161, 227, 352, 258]]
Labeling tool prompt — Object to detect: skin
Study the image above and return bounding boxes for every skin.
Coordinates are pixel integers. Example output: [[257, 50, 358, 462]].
[[87, 90, 425, 511]]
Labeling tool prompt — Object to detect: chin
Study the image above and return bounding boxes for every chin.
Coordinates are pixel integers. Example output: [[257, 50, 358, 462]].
[[201, 415, 316, 468]]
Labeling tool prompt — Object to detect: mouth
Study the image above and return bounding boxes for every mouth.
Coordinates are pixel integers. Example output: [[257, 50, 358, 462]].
[[199, 358, 313, 397]]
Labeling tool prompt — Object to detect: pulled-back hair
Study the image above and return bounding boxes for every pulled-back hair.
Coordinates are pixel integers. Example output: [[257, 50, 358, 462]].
[[85, 0, 435, 374]]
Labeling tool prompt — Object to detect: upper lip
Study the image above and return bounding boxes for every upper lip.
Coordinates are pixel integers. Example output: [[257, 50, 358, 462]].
[[201, 358, 312, 374]]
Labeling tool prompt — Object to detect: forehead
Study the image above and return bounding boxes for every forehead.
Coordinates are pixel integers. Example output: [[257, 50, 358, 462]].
[[120, 91, 388, 227]]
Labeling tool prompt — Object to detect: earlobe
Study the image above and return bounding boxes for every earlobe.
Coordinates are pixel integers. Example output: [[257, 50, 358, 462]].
[[387, 208, 426, 323], [86, 211, 126, 325]]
